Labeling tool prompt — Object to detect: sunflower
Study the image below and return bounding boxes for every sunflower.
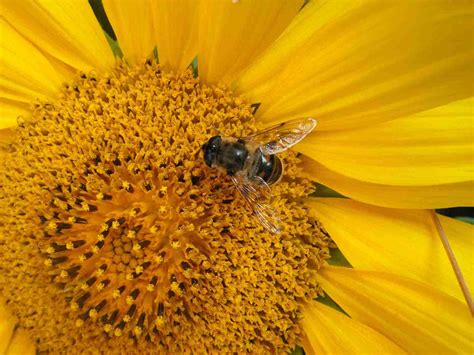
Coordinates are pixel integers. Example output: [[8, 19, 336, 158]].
[[0, 0, 473, 353]]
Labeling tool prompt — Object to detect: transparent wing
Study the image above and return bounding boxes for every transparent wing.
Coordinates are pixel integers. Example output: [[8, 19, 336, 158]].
[[245, 117, 317, 155], [230, 173, 281, 234]]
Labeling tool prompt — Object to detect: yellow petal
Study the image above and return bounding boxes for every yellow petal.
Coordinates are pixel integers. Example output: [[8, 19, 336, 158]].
[[298, 98, 474, 186], [103, 0, 156, 64], [0, 18, 69, 127], [318, 266, 474, 353], [0, 80, 45, 104], [152, 0, 198, 72], [0, 18, 66, 98], [199, 0, 302, 84], [5, 328, 35, 355], [234, 0, 474, 131], [0, 99, 30, 129], [301, 301, 405, 355], [301, 156, 474, 208], [0, 298, 16, 354], [0, 127, 15, 144], [307, 198, 474, 302], [1, 0, 115, 72]]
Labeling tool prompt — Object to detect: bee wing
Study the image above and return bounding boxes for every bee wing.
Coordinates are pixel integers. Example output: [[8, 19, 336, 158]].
[[230, 173, 281, 234], [245, 117, 317, 155]]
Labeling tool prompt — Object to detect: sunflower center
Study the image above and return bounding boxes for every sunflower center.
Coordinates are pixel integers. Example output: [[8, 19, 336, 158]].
[[0, 62, 330, 353]]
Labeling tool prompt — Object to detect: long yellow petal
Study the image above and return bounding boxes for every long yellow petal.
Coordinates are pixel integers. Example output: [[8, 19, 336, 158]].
[[103, 0, 156, 64], [0, 298, 16, 353], [301, 156, 474, 208], [301, 301, 405, 354], [0, 18, 68, 128], [5, 328, 35, 355], [307, 198, 474, 302], [199, 0, 302, 84], [0, 18, 66, 98], [298, 98, 474, 186], [318, 266, 474, 353], [152, 0, 198, 72], [234, 0, 473, 131], [0, 99, 30, 129], [1, 0, 115, 72], [0, 80, 46, 104], [0, 127, 15, 144], [0, 297, 35, 354]]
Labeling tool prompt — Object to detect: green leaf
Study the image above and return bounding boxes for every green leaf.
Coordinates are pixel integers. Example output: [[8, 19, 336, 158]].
[[190, 56, 198, 78], [89, 0, 123, 58], [290, 345, 305, 355], [311, 183, 346, 198], [315, 292, 349, 316], [89, 0, 116, 39], [455, 216, 474, 225], [104, 31, 123, 58], [327, 248, 352, 268]]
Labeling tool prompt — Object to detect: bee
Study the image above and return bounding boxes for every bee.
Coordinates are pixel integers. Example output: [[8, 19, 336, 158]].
[[202, 117, 317, 234]]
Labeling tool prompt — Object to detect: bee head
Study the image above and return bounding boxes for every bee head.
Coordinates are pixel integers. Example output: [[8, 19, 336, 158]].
[[202, 135, 222, 167]]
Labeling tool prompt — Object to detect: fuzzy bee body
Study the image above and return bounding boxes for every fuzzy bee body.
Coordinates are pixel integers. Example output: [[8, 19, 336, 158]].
[[202, 117, 317, 233], [214, 138, 249, 176], [205, 137, 283, 186]]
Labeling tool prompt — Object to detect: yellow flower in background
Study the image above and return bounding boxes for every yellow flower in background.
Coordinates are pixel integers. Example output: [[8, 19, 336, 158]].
[[0, 0, 473, 354]]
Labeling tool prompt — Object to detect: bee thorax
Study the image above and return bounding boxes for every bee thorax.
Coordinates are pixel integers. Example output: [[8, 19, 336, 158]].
[[215, 140, 249, 175]]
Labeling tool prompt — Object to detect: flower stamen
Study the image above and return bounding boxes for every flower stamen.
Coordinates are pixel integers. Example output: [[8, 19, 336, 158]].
[[0, 62, 330, 353]]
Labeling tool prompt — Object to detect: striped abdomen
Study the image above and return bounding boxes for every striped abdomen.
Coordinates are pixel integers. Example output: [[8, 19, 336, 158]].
[[255, 153, 283, 186]]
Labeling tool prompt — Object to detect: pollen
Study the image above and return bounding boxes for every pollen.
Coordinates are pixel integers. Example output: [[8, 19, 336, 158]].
[[0, 62, 331, 353], [155, 316, 165, 328]]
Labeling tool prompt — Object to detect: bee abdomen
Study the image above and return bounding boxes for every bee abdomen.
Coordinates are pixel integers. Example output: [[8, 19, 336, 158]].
[[257, 154, 282, 186], [267, 155, 283, 185]]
